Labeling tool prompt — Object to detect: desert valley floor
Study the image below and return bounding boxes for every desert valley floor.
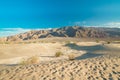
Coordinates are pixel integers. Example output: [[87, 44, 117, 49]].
[[0, 38, 120, 80]]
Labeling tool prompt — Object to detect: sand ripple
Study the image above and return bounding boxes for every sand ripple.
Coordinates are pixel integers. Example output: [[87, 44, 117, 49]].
[[0, 55, 120, 80]]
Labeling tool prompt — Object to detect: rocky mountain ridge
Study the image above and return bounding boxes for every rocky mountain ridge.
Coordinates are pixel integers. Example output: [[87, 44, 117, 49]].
[[0, 26, 120, 41]]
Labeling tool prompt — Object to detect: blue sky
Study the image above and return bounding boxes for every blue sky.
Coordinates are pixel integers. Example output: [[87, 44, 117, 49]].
[[0, 0, 120, 37]]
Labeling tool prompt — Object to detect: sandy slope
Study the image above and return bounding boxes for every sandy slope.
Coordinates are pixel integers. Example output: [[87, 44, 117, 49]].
[[0, 55, 120, 80], [0, 40, 120, 80], [0, 42, 86, 64]]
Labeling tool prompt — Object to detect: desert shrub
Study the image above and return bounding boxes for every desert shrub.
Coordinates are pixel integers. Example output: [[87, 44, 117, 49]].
[[107, 41, 110, 44], [19, 56, 40, 65], [65, 41, 71, 44], [27, 56, 40, 64], [52, 41, 56, 43], [96, 40, 99, 43], [55, 51, 63, 57], [33, 41, 37, 43], [65, 42, 77, 48], [19, 58, 27, 65], [4, 42, 10, 44], [68, 54, 75, 60]]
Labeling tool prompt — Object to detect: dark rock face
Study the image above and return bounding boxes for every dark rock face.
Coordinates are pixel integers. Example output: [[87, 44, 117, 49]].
[[0, 26, 120, 41]]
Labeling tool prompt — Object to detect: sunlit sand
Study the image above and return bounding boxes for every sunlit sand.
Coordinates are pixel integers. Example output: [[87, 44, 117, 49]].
[[0, 38, 120, 80]]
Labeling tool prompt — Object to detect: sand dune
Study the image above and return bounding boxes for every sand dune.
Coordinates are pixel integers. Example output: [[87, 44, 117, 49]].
[[0, 40, 120, 80], [0, 55, 120, 80]]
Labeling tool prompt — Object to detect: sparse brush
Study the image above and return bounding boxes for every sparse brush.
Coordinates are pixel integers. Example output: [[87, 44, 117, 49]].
[[55, 51, 63, 57], [33, 41, 37, 43], [96, 40, 99, 43], [19, 56, 40, 65], [19, 58, 28, 65], [65, 42, 77, 48], [107, 41, 111, 44], [68, 54, 75, 60], [52, 41, 56, 43], [65, 41, 71, 44], [27, 56, 40, 64], [4, 42, 10, 44]]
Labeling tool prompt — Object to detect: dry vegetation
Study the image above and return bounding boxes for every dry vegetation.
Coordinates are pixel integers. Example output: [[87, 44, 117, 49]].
[[68, 54, 76, 60], [96, 40, 99, 43], [19, 56, 40, 65], [55, 51, 63, 57]]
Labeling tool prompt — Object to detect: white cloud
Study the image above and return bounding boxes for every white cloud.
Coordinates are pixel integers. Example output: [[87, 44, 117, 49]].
[[103, 22, 120, 28], [0, 28, 31, 37], [0, 28, 52, 37], [71, 21, 120, 28]]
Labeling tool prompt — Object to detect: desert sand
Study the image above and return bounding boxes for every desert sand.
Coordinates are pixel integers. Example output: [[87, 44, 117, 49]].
[[0, 38, 120, 80]]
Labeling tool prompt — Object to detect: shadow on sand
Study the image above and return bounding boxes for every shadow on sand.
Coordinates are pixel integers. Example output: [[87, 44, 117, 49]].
[[65, 43, 105, 60], [75, 52, 102, 60]]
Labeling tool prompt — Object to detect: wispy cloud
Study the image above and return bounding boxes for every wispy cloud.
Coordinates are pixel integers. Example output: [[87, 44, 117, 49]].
[[88, 22, 120, 28], [102, 22, 120, 28], [70, 21, 120, 28], [0, 28, 30, 37], [0, 28, 52, 37]]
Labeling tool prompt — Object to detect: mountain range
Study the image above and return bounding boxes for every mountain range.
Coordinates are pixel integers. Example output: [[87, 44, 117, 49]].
[[0, 26, 120, 41]]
